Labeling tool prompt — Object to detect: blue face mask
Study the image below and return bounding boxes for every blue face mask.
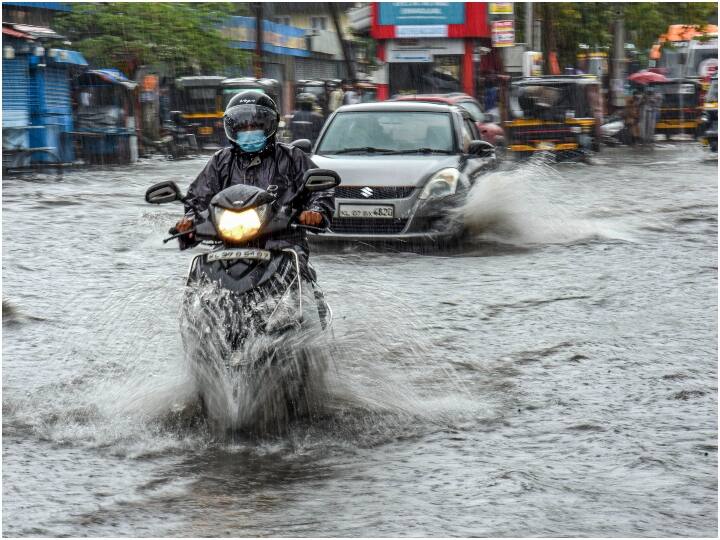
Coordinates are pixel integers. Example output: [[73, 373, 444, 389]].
[[235, 130, 267, 152]]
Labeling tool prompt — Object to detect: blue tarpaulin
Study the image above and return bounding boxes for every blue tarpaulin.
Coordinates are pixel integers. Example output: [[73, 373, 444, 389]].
[[85, 69, 138, 89]]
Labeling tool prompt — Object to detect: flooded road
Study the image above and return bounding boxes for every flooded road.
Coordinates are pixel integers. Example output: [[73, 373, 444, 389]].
[[3, 146, 717, 536]]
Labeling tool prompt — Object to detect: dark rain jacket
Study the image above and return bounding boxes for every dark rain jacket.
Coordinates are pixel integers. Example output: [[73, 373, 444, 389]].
[[184, 142, 335, 256]]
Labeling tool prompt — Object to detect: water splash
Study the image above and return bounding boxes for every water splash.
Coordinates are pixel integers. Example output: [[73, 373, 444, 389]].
[[458, 156, 636, 246], [3, 260, 483, 452]]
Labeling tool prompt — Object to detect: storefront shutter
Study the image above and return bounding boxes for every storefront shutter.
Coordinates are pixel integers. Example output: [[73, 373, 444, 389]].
[[2, 56, 30, 127]]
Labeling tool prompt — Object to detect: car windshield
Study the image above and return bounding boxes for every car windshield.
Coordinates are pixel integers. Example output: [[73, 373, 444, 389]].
[[456, 100, 484, 122], [316, 111, 454, 154]]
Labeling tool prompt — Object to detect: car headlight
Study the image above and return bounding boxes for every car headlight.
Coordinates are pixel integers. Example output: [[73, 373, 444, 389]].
[[419, 168, 460, 200], [214, 205, 268, 243]]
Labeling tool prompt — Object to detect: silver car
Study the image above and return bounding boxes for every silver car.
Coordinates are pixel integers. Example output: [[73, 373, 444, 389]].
[[306, 101, 497, 243]]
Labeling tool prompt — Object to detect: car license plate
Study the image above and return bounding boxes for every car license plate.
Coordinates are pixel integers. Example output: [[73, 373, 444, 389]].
[[338, 204, 394, 219], [207, 248, 271, 262], [198, 126, 213, 135]]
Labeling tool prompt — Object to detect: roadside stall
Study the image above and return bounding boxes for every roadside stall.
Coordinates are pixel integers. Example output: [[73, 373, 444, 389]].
[[503, 75, 602, 157], [72, 69, 139, 164], [175, 75, 225, 146]]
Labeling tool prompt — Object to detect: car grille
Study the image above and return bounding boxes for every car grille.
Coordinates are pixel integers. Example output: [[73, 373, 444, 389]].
[[330, 217, 408, 235], [335, 186, 415, 200]]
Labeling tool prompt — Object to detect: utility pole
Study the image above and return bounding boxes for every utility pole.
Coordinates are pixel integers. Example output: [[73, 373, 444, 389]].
[[611, 10, 626, 110], [329, 3, 357, 82], [541, 3, 557, 74], [253, 2, 263, 79], [525, 2, 533, 51]]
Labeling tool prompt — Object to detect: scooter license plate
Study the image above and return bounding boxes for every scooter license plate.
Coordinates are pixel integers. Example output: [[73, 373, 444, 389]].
[[207, 248, 271, 262], [198, 126, 213, 135], [338, 204, 394, 219]]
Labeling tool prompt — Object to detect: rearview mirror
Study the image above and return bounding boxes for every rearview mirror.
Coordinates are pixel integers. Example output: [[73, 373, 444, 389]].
[[291, 139, 312, 153], [145, 181, 183, 204], [303, 169, 341, 192], [468, 140, 495, 158]]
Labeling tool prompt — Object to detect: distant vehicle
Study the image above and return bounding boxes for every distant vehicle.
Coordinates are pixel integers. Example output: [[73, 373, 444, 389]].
[[391, 93, 505, 148], [646, 79, 702, 140], [684, 36, 718, 87], [699, 74, 718, 152], [305, 101, 497, 243], [502, 75, 602, 157], [175, 76, 225, 146], [295, 79, 338, 117], [649, 25, 718, 79]]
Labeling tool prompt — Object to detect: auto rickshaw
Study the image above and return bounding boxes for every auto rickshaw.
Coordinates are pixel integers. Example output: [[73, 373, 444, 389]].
[[502, 75, 602, 157], [175, 76, 225, 145], [699, 74, 718, 152], [221, 77, 283, 114], [645, 79, 701, 140], [295, 79, 344, 117]]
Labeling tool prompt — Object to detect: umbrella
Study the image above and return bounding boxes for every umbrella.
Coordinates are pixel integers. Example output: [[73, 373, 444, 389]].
[[628, 70, 668, 85]]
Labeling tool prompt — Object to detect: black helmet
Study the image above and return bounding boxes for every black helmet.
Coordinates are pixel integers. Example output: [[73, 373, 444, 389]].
[[223, 90, 279, 152]]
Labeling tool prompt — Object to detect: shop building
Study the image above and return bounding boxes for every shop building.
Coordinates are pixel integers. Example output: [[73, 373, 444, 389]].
[[368, 2, 492, 99]]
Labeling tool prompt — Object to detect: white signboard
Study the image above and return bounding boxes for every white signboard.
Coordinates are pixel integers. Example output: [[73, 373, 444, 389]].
[[396, 25, 448, 38], [387, 50, 433, 62]]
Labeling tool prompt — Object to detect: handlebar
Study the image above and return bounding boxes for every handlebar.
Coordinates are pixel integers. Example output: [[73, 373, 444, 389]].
[[290, 223, 329, 234], [164, 226, 195, 243]]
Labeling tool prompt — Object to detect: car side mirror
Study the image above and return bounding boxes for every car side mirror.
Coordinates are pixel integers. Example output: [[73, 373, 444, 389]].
[[291, 139, 312, 153], [468, 140, 495, 157], [303, 169, 341, 192], [145, 181, 184, 204]]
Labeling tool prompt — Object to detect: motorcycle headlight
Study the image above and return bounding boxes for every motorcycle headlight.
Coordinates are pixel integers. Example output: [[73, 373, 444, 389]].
[[419, 168, 460, 200], [214, 205, 268, 243]]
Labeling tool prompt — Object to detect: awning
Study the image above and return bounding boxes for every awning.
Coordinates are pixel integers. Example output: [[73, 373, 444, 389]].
[[10, 23, 64, 40], [83, 69, 138, 90], [48, 49, 88, 66], [2, 25, 32, 39]]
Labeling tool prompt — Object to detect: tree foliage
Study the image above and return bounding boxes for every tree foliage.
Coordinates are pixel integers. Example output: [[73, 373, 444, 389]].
[[516, 2, 718, 67], [54, 2, 249, 78]]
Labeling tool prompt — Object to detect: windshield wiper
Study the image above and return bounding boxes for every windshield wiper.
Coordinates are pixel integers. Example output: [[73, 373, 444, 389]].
[[331, 146, 397, 154], [392, 148, 454, 154]]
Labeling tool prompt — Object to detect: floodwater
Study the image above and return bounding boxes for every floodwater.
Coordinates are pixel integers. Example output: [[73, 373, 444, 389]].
[[2, 146, 717, 537]]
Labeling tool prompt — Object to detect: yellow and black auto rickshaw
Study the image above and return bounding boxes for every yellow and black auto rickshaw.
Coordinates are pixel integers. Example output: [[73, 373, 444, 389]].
[[175, 76, 225, 145], [502, 75, 602, 157], [645, 79, 702, 141], [699, 74, 718, 152]]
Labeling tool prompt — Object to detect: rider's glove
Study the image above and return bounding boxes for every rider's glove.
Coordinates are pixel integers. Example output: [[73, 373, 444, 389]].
[[299, 210, 324, 226]]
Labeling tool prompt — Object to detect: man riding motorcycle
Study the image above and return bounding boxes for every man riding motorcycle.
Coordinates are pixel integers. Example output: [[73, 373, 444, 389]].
[[175, 90, 334, 258]]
